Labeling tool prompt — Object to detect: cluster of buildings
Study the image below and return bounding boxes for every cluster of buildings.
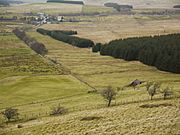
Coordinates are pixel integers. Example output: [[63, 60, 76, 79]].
[[31, 13, 64, 25]]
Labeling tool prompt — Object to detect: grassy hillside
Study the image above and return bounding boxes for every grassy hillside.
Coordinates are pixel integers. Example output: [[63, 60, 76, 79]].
[[84, 0, 180, 8], [27, 31, 180, 93], [0, 3, 83, 14], [0, 32, 98, 132], [41, 15, 180, 43], [0, 2, 180, 134], [4, 99, 180, 135], [0, 33, 63, 79], [1, 31, 180, 134]]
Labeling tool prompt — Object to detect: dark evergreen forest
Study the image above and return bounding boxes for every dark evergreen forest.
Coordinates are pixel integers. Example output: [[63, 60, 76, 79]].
[[37, 28, 94, 48], [99, 34, 180, 73]]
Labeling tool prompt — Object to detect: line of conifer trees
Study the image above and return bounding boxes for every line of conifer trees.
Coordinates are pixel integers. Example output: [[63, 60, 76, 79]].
[[98, 34, 180, 73], [37, 28, 94, 48], [13, 28, 48, 56], [47, 0, 84, 5]]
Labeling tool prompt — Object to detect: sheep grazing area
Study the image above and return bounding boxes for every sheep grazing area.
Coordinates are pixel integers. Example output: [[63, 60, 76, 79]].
[[0, 0, 180, 134]]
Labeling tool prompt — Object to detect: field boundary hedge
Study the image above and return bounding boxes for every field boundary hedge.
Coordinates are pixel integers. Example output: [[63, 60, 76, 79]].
[[13, 28, 48, 56]]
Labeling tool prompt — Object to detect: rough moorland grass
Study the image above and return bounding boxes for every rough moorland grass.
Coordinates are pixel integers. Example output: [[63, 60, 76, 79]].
[[85, 0, 180, 9], [28, 31, 180, 93], [0, 3, 83, 14], [4, 99, 180, 135], [0, 33, 63, 79], [0, 32, 100, 129], [0, 30, 180, 134], [41, 15, 180, 43], [82, 5, 114, 14]]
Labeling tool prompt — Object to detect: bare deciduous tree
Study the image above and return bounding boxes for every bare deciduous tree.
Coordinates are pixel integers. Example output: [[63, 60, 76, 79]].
[[101, 86, 117, 107]]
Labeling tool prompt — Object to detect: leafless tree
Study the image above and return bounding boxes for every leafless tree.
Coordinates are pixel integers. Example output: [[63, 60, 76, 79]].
[[101, 86, 117, 107]]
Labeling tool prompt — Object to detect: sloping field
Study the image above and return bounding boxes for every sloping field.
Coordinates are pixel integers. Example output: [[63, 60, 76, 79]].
[[0, 32, 94, 129], [1, 30, 180, 134], [0, 3, 83, 14], [0, 33, 63, 79], [84, 0, 180, 9], [4, 95, 180, 134], [28, 31, 180, 97], [41, 15, 180, 43]]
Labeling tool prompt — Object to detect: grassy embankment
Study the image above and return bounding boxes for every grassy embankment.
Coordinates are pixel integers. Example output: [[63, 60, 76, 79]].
[[0, 32, 96, 130]]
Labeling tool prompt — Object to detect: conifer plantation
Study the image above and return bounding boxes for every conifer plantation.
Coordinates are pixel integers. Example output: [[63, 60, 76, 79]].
[[100, 34, 180, 73]]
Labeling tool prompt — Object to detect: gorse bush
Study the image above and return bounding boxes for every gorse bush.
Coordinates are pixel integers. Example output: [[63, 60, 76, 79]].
[[50, 104, 67, 116], [100, 34, 180, 73], [37, 28, 94, 48], [1, 108, 19, 122]]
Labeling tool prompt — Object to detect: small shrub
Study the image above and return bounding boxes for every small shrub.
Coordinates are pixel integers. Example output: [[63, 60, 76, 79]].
[[17, 124, 23, 128], [50, 104, 67, 116], [1, 108, 19, 122], [161, 87, 173, 100]]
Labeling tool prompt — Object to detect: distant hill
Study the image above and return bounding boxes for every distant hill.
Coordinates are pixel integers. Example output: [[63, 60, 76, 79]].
[[0, 0, 10, 6], [0, 0, 23, 6], [84, 0, 180, 9], [20, 0, 46, 3], [47, 0, 84, 5]]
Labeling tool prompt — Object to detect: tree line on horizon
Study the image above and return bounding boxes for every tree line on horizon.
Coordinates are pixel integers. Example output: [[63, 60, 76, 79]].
[[47, 0, 84, 5], [93, 34, 180, 73]]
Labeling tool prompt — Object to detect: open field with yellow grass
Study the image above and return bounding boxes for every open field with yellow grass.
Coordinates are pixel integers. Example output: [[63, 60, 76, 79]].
[[0, 3, 83, 14], [85, 0, 180, 9], [4, 99, 180, 135], [41, 14, 180, 43], [0, 3, 115, 15]]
